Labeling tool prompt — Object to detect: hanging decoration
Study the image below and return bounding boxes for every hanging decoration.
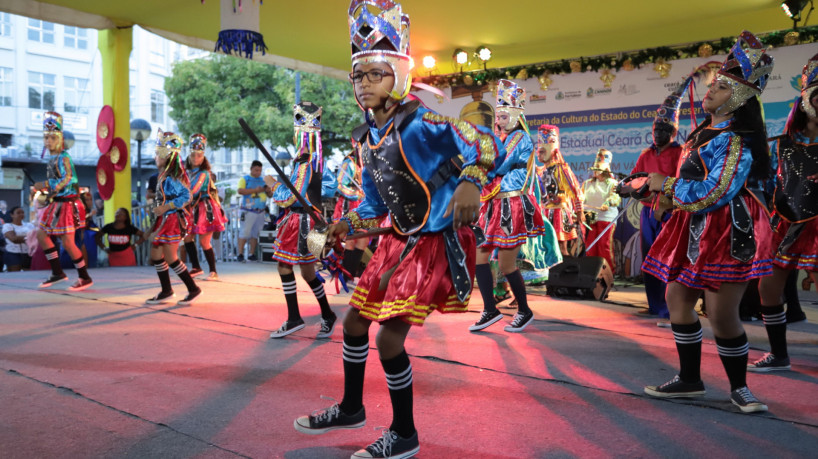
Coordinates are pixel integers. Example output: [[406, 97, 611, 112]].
[[653, 58, 672, 78], [599, 68, 615, 88], [214, 0, 267, 59], [415, 25, 818, 89]]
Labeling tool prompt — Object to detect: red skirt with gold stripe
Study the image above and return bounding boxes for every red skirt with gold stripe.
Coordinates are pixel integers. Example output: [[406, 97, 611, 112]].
[[772, 217, 818, 272], [478, 194, 545, 250], [38, 198, 85, 235], [150, 211, 190, 246], [269, 208, 318, 265], [333, 197, 360, 220], [642, 196, 774, 290], [350, 226, 476, 326]]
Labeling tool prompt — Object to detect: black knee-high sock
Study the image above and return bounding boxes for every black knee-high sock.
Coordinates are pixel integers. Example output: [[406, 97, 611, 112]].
[[382, 350, 415, 438], [307, 277, 333, 319], [203, 247, 217, 274], [169, 259, 199, 293], [342, 248, 364, 278], [761, 304, 788, 359], [184, 242, 201, 270], [505, 269, 530, 314], [672, 321, 703, 383], [784, 271, 804, 319], [44, 247, 65, 276], [280, 272, 301, 322], [339, 332, 369, 415], [475, 263, 497, 313], [152, 258, 172, 293], [72, 257, 91, 280], [716, 333, 750, 391]]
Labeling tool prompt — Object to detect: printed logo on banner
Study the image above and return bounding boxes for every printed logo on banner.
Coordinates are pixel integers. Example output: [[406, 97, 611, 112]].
[[586, 87, 613, 98], [790, 76, 802, 91], [530, 94, 547, 104], [618, 84, 639, 96], [556, 90, 582, 100]]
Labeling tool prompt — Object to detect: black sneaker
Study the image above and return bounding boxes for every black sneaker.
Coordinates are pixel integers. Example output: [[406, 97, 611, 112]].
[[189, 267, 204, 277], [316, 314, 337, 339], [247, 254, 258, 262], [270, 318, 306, 338], [39, 273, 68, 288], [644, 375, 706, 398], [293, 403, 366, 435], [237, 254, 245, 263], [731, 386, 768, 413], [747, 353, 791, 373], [468, 310, 503, 332], [178, 288, 202, 305], [67, 278, 93, 292], [504, 311, 534, 332], [146, 291, 176, 305], [352, 429, 419, 459]]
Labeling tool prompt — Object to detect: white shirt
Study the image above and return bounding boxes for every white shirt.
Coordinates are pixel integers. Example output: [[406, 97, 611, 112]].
[[3, 222, 34, 254], [582, 178, 619, 222]]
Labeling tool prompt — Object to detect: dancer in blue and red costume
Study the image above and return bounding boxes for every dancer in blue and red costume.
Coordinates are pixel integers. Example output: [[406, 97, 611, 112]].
[[184, 134, 227, 281], [268, 101, 337, 340], [146, 130, 202, 305], [748, 53, 818, 373], [642, 31, 774, 413], [293, 1, 501, 457], [35, 111, 93, 291], [470, 79, 545, 333], [334, 139, 369, 279]]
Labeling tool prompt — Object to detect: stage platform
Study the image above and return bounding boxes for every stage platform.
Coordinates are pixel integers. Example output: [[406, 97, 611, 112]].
[[1, 263, 817, 458]]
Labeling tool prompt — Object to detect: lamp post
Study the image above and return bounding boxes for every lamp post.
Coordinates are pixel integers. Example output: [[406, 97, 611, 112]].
[[275, 150, 292, 178], [130, 118, 151, 203], [62, 130, 75, 151]]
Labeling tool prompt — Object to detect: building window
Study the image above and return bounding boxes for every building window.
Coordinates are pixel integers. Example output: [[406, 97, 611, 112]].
[[129, 85, 136, 119], [150, 90, 164, 124], [64, 77, 90, 113], [27, 19, 55, 44], [0, 67, 12, 107], [64, 26, 88, 49], [0, 12, 11, 37], [149, 34, 165, 67], [28, 72, 56, 110]]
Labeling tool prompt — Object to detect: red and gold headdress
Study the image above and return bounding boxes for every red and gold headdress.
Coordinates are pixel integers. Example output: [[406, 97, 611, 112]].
[[496, 79, 526, 132], [712, 30, 774, 115]]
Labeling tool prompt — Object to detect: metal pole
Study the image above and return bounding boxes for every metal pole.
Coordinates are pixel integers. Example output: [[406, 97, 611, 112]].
[[294, 71, 301, 105], [136, 140, 142, 202]]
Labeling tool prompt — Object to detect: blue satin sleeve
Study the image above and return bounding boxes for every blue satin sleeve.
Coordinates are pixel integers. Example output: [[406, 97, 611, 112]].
[[322, 167, 338, 199], [493, 131, 535, 192], [670, 132, 751, 214], [271, 160, 313, 208], [163, 177, 190, 215]]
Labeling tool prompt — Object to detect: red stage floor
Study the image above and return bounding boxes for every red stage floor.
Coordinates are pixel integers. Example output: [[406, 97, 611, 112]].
[[1, 263, 817, 458]]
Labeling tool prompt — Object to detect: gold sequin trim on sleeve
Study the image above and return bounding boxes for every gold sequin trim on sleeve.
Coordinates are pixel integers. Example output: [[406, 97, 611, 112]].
[[663, 177, 677, 197], [344, 211, 381, 231], [459, 165, 489, 186], [673, 135, 742, 212], [422, 112, 498, 173]]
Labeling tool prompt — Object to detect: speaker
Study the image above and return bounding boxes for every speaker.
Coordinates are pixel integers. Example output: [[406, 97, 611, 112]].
[[545, 256, 613, 301]]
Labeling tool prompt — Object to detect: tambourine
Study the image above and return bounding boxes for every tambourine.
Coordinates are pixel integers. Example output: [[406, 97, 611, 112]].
[[306, 226, 394, 260], [584, 210, 598, 226], [615, 172, 652, 201]]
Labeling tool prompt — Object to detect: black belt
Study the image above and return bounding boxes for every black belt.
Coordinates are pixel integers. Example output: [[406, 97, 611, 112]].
[[52, 196, 78, 202], [289, 206, 309, 214], [426, 156, 465, 196]]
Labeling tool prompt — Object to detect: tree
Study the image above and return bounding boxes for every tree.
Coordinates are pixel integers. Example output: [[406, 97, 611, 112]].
[[165, 54, 362, 155]]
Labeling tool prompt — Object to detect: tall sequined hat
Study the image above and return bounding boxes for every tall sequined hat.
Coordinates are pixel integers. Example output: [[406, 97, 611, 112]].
[[43, 111, 64, 151], [189, 133, 207, 153], [712, 30, 774, 115], [349, 0, 412, 107], [496, 79, 526, 130], [538, 124, 559, 145], [590, 149, 612, 172], [654, 75, 695, 130], [155, 129, 183, 160], [800, 53, 818, 118]]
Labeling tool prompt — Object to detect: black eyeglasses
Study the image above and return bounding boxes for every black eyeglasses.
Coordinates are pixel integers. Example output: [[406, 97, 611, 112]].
[[349, 70, 394, 84]]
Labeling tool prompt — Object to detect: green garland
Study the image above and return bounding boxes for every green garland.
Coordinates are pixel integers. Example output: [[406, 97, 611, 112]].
[[418, 26, 818, 87]]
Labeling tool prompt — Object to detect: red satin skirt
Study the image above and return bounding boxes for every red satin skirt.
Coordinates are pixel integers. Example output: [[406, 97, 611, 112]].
[[350, 226, 476, 326], [772, 217, 818, 272], [543, 207, 577, 241], [269, 209, 318, 265], [478, 194, 545, 250], [333, 197, 360, 220], [190, 199, 226, 234], [151, 212, 189, 246], [642, 197, 774, 290], [38, 198, 85, 235], [108, 247, 137, 267]]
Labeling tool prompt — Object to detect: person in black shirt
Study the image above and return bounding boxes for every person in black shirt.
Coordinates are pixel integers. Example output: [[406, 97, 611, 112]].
[[146, 173, 159, 202], [95, 208, 146, 266]]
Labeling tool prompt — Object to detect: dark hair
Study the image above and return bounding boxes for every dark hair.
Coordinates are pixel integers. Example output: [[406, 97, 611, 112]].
[[185, 154, 211, 171], [116, 207, 132, 227], [251, 160, 263, 169], [688, 96, 769, 183], [787, 101, 809, 136], [8, 206, 21, 218]]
